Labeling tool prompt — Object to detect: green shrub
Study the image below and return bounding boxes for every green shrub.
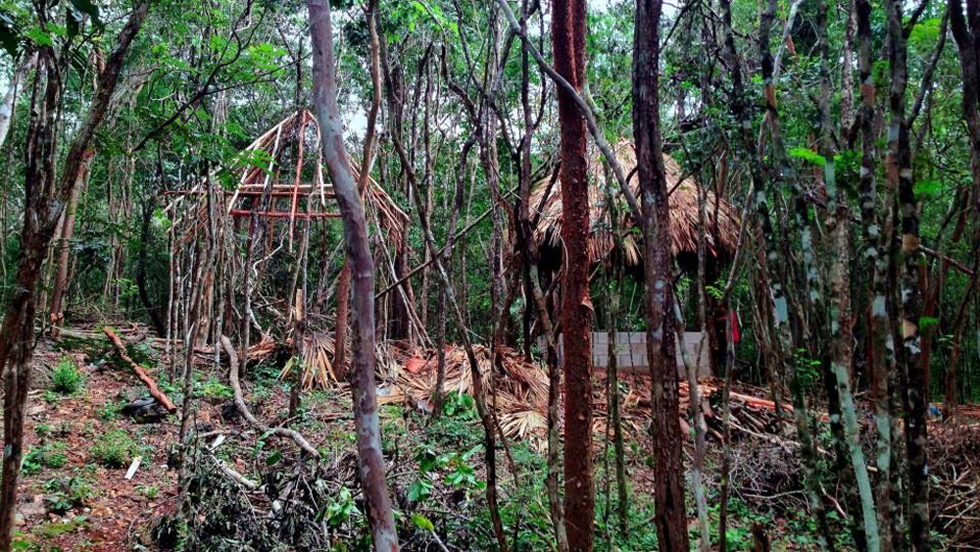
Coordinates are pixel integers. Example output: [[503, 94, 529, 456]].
[[137, 484, 160, 500], [96, 400, 123, 422], [44, 474, 94, 514], [51, 357, 84, 395], [89, 429, 136, 469], [23, 442, 68, 474], [200, 379, 233, 400]]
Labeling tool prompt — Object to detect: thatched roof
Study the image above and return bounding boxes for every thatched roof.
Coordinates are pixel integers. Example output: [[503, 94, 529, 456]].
[[530, 141, 739, 267]]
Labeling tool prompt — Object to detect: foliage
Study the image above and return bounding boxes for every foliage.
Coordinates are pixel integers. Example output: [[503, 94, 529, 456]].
[[88, 428, 136, 469], [44, 474, 95, 514], [22, 442, 68, 475], [441, 391, 477, 420], [50, 357, 84, 395]]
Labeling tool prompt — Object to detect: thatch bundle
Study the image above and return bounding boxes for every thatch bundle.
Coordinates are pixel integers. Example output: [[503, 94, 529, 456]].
[[278, 331, 337, 389], [530, 141, 739, 267], [245, 330, 337, 389], [387, 345, 553, 447]]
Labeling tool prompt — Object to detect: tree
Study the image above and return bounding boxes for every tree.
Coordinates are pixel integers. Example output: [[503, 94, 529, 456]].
[[633, 1, 689, 550], [0, 3, 150, 549], [308, 0, 398, 550], [551, 0, 595, 550]]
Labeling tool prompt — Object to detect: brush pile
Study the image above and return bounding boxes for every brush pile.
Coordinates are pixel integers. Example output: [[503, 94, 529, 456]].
[[928, 422, 980, 546], [384, 345, 552, 447], [384, 344, 805, 451]]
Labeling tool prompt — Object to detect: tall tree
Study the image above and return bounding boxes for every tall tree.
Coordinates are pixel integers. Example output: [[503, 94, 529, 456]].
[[0, 3, 149, 549], [855, 0, 897, 548], [551, 0, 595, 550], [884, 0, 929, 548], [634, 1, 689, 550], [817, 1, 879, 549], [308, 0, 399, 550]]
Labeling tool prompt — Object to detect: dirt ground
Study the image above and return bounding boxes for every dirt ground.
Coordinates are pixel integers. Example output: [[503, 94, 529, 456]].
[[12, 330, 980, 551], [17, 348, 180, 551]]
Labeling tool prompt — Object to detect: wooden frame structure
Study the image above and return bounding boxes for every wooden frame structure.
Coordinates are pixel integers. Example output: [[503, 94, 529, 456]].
[[167, 109, 407, 248], [225, 109, 337, 246]]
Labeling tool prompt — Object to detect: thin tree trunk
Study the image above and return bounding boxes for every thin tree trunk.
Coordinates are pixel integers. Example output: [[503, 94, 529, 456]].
[[551, 1, 595, 550], [602, 176, 629, 538], [391, 115, 510, 552], [48, 150, 95, 333], [335, 0, 383, 381], [433, 138, 473, 417], [855, 1, 899, 547], [308, 1, 399, 549], [817, 2, 880, 549], [884, 1, 929, 548], [634, 2, 689, 550]]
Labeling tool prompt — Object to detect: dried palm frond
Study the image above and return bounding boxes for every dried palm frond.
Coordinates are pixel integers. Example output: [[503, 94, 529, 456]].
[[279, 330, 337, 390], [247, 333, 278, 364]]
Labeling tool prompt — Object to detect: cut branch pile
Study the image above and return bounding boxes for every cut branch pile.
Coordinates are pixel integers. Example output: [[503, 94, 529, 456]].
[[928, 423, 980, 546]]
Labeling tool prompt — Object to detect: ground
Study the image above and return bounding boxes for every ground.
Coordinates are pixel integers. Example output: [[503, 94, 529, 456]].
[[10, 326, 980, 551]]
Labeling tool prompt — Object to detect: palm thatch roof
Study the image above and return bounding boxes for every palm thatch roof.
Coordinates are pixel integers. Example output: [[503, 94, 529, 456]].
[[530, 141, 739, 268]]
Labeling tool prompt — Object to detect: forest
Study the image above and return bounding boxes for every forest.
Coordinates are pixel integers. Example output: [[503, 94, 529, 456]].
[[0, 0, 978, 550]]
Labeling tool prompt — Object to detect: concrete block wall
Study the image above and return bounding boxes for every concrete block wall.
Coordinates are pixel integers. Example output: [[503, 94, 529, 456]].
[[545, 331, 712, 377]]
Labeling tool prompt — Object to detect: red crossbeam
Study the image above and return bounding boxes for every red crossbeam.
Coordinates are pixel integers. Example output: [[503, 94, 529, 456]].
[[229, 209, 341, 218]]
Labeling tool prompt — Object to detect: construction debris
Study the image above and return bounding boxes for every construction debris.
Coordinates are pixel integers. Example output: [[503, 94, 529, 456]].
[[382, 344, 806, 451]]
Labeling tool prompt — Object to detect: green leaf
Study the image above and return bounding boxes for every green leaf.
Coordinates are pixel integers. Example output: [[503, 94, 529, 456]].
[[412, 513, 435, 532], [909, 18, 940, 47], [919, 316, 939, 330], [45, 22, 68, 38], [25, 26, 54, 46], [788, 147, 826, 167], [265, 450, 282, 466], [407, 479, 432, 502], [913, 180, 941, 199]]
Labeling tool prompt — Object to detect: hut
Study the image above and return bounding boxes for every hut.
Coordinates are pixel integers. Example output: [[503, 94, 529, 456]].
[[165, 110, 410, 389], [530, 140, 740, 374]]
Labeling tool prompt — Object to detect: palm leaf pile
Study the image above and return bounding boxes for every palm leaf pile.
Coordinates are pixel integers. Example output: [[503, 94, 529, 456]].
[[278, 331, 337, 390]]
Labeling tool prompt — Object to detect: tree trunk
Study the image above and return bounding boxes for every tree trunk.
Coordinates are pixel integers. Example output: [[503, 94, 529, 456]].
[[0, 4, 149, 549], [817, 2, 880, 549], [552, 1, 595, 550], [885, 0, 929, 548], [0, 52, 36, 150], [634, 2, 689, 551], [308, 1, 399, 549], [334, 257, 352, 379], [48, 150, 95, 333]]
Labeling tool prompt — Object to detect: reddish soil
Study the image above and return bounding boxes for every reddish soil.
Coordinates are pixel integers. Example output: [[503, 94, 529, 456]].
[[16, 348, 179, 551]]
